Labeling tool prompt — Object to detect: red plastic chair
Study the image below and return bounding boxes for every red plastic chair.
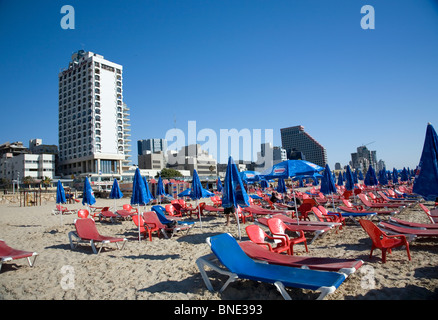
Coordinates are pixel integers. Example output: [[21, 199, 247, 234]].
[[77, 209, 89, 219], [166, 204, 182, 217], [132, 214, 158, 241], [311, 207, 342, 232], [245, 224, 290, 255], [123, 204, 138, 213], [266, 218, 308, 255], [317, 206, 346, 227], [297, 203, 313, 221], [359, 219, 411, 263]]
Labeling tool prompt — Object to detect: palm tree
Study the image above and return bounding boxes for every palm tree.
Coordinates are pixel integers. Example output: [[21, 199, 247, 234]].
[[41, 176, 52, 192]]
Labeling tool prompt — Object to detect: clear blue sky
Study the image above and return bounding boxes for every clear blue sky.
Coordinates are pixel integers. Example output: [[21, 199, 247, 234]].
[[1, 0, 437, 169]]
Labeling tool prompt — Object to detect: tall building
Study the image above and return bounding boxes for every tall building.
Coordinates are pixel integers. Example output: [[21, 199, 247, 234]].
[[58, 50, 131, 178], [280, 125, 327, 167], [167, 144, 217, 177], [137, 139, 167, 155], [350, 145, 377, 171]]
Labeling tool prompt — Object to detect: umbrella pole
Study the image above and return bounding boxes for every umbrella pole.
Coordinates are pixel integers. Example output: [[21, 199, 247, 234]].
[[291, 181, 299, 225], [137, 205, 141, 242], [197, 200, 202, 230], [236, 207, 241, 241]]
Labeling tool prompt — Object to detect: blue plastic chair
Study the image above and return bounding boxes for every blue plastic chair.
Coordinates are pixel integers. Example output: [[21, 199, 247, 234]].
[[196, 233, 347, 300]]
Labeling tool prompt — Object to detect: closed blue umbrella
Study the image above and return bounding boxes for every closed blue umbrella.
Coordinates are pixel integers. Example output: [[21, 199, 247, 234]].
[[413, 123, 438, 200], [320, 164, 337, 210], [364, 165, 378, 187], [378, 168, 388, 186], [277, 178, 287, 194], [400, 167, 409, 182], [353, 169, 359, 184], [190, 170, 205, 228], [82, 177, 96, 214], [392, 168, 399, 184], [345, 165, 355, 191], [109, 178, 123, 211], [56, 180, 67, 225], [217, 178, 223, 192], [260, 179, 268, 190], [131, 168, 152, 241], [156, 176, 165, 204], [222, 156, 250, 240], [337, 172, 344, 186], [358, 170, 364, 181]]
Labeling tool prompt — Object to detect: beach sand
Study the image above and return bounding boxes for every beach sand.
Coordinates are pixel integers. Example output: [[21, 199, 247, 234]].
[[0, 197, 437, 300]]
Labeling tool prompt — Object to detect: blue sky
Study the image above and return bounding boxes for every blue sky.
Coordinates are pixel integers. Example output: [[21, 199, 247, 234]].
[[0, 0, 437, 169]]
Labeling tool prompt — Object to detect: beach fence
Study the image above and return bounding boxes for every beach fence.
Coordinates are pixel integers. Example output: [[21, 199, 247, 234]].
[[19, 189, 42, 207]]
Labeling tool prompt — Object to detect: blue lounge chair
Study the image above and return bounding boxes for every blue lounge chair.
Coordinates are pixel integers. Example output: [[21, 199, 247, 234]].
[[151, 205, 195, 226], [196, 233, 347, 300]]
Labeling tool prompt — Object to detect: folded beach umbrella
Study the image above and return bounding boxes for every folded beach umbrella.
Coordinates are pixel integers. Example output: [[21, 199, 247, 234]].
[[260, 179, 268, 190], [189, 170, 205, 228], [109, 178, 123, 210], [156, 176, 165, 204], [378, 168, 388, 186], [392, 168, 399, 184], [82, 177, 96, 215], [364, 165, 378, 187], [217, 178, 223, 192], [413, 123, 438, 200], [131, 168, 152, 241], [358, 170, 364, 181], [320, 164, 337, 209], [345, 165, 355, 191], [353, 170, 359, 184], [56, 180, 67, 225], [222, 156, 250, 240], [400, 167, 409, 182], [143, 177, 155, 201], [277, 177, 287, 194], [337, 171, 344, 186]]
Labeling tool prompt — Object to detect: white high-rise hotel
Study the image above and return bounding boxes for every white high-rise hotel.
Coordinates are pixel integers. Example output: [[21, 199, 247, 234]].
[[58, 50, 131, 178]]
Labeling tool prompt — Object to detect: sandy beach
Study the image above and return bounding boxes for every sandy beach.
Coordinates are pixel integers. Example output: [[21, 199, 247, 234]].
[[0, 196, 437, 301]]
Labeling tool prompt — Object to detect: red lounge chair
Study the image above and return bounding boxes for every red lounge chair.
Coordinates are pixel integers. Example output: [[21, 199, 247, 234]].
[[376, 191, 416, 205], [270, 213, 340, 229], [419, 203, 438, 224], [388, 217, 438, 229], [165, 204, 182, 217], [239, 241, 363, 276], [358, 194, 405, 210], [359, 219, 411, 263], [267, 218, 309, 255], [311, 207, 343, 232], [116, 209, 135, 220], [99, 210, 120, 223], [243, 205, 292, 217], [68, 218, 127, 254], [142, 211, 192, 239], [123, 204, 138, 213], [257, 216, 332, 244], [381, 190, 418, 203], [245, 224, 291, 255], [198, 202, 224, 215], [0, 240, 38, 272], [378, 221, 438, 241], [54, 204, 76, 215]]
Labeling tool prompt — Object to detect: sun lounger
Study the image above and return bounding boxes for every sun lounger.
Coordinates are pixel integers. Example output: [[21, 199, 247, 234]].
[[243, 205, 292, 217], [271, 213, 341, 228], [199, 202, 224, 215], [53, 204, 76, 215], [358, 194, 405, 211], [0, 240, 38, 272], [152, 205, 195, 226], [143, 211, 192, 239], [196, 233, 347, 300], [419, 203, 438, 224], [379, 191, 418, 203], [68, 218, 127, 254], [388, 217, 438, 229], [98, 210, 121, 223], [378, 221, 438, 242], [256, 216, 331, 244], [239, 241, 363, 276]]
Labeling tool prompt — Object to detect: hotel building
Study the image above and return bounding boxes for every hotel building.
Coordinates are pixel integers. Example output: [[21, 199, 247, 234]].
[[58, 50, 131, 178], [280, 125, 327, 167]]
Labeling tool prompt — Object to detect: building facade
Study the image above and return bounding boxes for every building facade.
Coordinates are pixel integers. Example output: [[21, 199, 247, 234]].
[[58, 50, 131, 178], [138, 139, 167, 155], [0, 153, 55, 181], [280, 125, 327, 167], [167, 144, 217, 177]]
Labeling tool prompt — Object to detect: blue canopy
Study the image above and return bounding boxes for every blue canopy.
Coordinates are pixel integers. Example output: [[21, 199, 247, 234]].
[[320, 164, 337, 195], [364, 165, 378, 187], [345, 165, 355, 191], [56, 180, 66, 204], [178, 188, 214, 198], [109, 178, 123, 199], [222, 156, 250, 209], [131, 168, 150, 206], [240, 171, 262, 183], [261, 160, 323, 180], [82, 177, 96, 206], [277, 178, 287, 194], [413, 123, 438, 200]]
